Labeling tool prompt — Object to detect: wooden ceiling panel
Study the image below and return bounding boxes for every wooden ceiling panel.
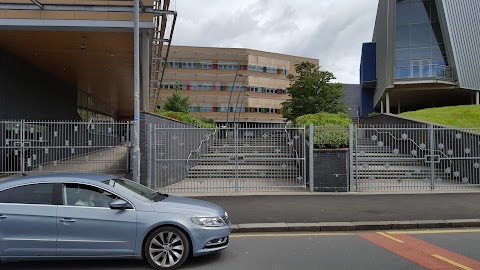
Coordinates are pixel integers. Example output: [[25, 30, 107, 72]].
[[0, 30, 135, 117]]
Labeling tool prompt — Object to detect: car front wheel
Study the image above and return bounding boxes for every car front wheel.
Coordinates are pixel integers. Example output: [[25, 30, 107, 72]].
[[144, 227, 190, 270]]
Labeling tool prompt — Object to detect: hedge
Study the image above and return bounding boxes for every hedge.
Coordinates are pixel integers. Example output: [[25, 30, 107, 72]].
[[296, 112, 351, 149]]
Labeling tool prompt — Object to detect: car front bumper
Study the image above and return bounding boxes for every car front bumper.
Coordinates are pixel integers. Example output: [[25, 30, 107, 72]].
[[190, 225, 231, 257]]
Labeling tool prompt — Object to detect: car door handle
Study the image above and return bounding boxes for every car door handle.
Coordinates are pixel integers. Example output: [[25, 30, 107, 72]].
[[60, 218, 76, 223]]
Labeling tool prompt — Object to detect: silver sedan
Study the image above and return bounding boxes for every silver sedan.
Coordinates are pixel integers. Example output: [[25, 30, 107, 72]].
[[0, 173, 231, 270]]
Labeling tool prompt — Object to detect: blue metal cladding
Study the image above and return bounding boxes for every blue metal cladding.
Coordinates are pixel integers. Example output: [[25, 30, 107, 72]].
[[360, 42, 377, 117], [361, 88, 375, 117], [361, 42, 377, 83]]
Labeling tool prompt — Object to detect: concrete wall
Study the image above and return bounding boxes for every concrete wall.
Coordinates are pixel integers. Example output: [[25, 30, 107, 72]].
[[0, 49, 79, 120], [342, 84, 361, 119], [313, 149, 349, 192]]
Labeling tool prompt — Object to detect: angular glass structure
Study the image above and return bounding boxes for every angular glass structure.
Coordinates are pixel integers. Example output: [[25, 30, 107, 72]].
[[394, 0, 449, 79]]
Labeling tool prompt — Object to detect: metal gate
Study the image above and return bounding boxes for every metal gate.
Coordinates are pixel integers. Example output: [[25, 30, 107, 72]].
[[1, 120, 132, 177], [148, 123, 307, 192], [353, 124, 480, 191]]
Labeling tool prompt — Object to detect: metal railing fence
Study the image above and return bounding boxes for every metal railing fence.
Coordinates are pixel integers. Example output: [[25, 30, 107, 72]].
[[352, 124, 480, 191], [148, 123, 306, 192], [1, 120, 132, 177]]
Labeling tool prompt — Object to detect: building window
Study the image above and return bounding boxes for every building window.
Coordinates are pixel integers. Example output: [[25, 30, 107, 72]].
[[394, 0, 448, 79]]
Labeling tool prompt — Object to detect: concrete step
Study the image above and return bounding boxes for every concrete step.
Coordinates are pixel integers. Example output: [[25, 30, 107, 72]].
[[197, 160, 299, 166], [186, 173, 302, 179], [201, 153, 292, 158], [208, 147, 290, 154], [355, 146, 392, 152], [212, 142, 290, 147], [188, 164, 298, 171]]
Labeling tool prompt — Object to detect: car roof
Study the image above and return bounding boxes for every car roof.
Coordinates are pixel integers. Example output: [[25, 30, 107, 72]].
[[0, 173, 118, 187]]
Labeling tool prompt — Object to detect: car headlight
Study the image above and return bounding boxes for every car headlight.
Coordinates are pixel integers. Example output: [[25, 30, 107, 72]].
[[191, 217, 226, 227]]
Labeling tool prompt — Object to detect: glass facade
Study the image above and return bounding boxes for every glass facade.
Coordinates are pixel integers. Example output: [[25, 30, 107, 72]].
[[163, 60, 287, 75], [395, 0, 449, 79], [162, 81, 287, 95]]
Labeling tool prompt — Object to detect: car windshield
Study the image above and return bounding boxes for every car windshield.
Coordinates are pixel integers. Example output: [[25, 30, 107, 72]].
[[102, 178, 166, 202]]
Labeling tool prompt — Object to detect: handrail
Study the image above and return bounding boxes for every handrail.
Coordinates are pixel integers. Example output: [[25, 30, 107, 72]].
[[186, 128, 217, 169], [367, 125, 452, 165], [284, 125, 301, 167]]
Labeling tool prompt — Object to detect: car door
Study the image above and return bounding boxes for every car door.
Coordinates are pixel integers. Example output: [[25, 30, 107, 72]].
[[0, 187, 9, 257], [0, 183, 57, 257], [56, 183, 137, 257]]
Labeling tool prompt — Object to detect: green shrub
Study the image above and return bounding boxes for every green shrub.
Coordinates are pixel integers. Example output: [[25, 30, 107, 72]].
[[158, 111, 216, 128], [296, 112, 351, 127], [296, 112, 351, 149], [368, 112, 381, 118]]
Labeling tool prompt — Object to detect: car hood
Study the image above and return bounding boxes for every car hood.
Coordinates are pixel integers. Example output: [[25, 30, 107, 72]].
[[151, 195, 226, 216]]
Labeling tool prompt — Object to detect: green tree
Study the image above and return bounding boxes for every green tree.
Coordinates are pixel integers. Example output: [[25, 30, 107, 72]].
[[281, 62, 347, 122], [163, 83, 190, 114]]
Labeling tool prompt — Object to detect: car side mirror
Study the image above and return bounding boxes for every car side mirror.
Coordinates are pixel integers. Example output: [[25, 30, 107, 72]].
[[109, 199, 132, 210]]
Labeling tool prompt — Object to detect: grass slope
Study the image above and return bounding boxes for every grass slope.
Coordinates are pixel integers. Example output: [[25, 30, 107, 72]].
[[401, 105, 480, 128]]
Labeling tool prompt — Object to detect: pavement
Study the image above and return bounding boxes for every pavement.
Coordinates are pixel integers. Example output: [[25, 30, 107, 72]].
[[186, 192, 480, 233]]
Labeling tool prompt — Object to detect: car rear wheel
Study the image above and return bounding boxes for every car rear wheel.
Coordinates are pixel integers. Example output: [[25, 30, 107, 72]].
[[144, 227, 190, 270]]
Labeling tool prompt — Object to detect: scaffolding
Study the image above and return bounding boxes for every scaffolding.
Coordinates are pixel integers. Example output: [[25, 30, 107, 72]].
[[151, 0, 178, 112]]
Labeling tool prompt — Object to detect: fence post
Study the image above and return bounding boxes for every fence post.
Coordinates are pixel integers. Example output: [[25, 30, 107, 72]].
[[147, 123, 152, 188], [309, 124, 314, 192], [429, 124, 435, 190], [234, 123, 239, 192], [20, 120, 25, 175], [349, 124, 354, 192]]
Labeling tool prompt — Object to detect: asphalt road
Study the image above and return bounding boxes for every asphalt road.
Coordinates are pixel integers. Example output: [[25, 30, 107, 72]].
[[3, 228, 480, 270], [197, 193, 480, 224]]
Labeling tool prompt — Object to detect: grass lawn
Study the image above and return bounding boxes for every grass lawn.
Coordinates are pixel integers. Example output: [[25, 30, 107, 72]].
[[400, 105, 480, 128]]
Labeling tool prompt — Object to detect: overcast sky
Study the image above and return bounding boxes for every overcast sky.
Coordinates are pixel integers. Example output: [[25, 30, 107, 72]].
[[171, 0, 378, 84]]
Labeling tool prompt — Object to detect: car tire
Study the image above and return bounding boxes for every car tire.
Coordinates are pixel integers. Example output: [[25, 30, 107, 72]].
[[144, 226, 190, 270]]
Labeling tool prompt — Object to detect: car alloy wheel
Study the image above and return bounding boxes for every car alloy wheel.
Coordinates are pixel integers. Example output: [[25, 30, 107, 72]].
[[145, 227, 190, 270]]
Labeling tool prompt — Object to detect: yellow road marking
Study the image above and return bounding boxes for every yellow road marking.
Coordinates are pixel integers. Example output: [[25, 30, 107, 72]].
[[389, 229, 480, 235], [377, 232, 404, 243], [230, 232, 354, 238], [432, 254, 474, 270]]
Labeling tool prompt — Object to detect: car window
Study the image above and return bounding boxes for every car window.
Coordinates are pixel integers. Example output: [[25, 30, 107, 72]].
[[63, 183, 119, 208], [9, 183, 54, 205], [103, 178, 165, 202], [0, 188, 10, 203]]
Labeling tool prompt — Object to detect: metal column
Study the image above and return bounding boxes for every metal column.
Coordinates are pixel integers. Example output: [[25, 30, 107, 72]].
[[133, 0, 141, 183], [141, 31, 151, 113], [386, 91, 391, 114], [309, 124, 314, 192]]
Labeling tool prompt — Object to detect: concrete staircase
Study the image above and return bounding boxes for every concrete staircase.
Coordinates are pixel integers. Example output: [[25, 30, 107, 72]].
[[185, 132, 302, 181], [353, 138, 447, 190]]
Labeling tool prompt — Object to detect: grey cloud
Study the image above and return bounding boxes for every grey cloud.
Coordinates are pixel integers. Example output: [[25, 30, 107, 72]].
[[172, 0, 378, 83]]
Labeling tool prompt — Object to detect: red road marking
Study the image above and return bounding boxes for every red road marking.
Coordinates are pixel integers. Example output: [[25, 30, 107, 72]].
[[358, 232, 480, 269]]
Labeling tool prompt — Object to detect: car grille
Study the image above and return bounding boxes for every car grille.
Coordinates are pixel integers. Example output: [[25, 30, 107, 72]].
[[221, 215, 230, 224]]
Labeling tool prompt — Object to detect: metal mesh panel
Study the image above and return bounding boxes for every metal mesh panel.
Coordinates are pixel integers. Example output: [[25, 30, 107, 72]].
[[353, 124, 480, 191], [1, 120, 132, 178], [150, 123, 306, 193]]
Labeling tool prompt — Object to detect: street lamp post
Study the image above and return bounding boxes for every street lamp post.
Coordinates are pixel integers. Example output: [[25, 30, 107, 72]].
[[233, 75, 248, 126], [133, 0, 141, 183]]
